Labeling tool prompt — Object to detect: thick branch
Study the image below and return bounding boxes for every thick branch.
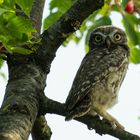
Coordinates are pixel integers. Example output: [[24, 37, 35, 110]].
[[30, 0, 45, 33], [40, 97, 140, 140], [0, 0, 105, 140], [0, 58, 47, 140], [30, 1, 52, 140], [37, 0, 104, 71], [31, 116, 52, 140]]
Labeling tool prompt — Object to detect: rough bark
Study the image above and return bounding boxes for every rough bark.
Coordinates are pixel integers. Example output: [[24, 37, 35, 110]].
[[40, 0, 104, 61], [40, 97, 140, 140], [0, 59, 46, 140], [30, 0, 52, 139], [0, 0, 105, 140], [32, 116, 52, 140], [30, 0, 45, 33]]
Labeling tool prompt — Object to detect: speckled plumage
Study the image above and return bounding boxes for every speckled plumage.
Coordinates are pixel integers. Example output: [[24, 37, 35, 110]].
[[65, 26, 130, 129]]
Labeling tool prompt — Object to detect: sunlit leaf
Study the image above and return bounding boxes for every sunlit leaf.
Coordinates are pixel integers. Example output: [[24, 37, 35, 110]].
[[111, 4, 121, 12], [15, 0, 33, 16], [134, 1, 140, 7], [7, 16, 36, 34], [84, 44, 89, 53], [0, 58, 3, 68], [0, 8, 13, 15], [0, 11, 36, 46], [50, 0, 74, 12], [10, 47, 32, 55], [0, 0, 4, 5], [0, 57, 6, 78], [0, 71, 6, 78], [43, 11, 62, 30], [122, 14, 139, 46], [43, 0, 75, 30], [1, 0, 15, 9], [121, 0, 129, 8], [130, 48, 140, 64], [100, 3, 109, 15]]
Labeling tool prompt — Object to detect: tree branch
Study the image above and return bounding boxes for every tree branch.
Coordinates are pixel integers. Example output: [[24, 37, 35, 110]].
[[0, 60, 46, 139], [30, 0, 45, 33], [0, 0, 105, 139], [40, 97, 140, 140], [37, 0, 104, 72], [30, 1, 53, 140], [31, 115, 52, 140]]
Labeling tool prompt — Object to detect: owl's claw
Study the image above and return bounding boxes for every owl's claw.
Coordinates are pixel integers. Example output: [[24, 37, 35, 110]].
[[102, 118, 124, 130], [112, 120, 125, 130], [94, 107, 125, 130]]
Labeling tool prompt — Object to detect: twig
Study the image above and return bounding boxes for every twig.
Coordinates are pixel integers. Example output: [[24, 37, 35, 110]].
[[40, 97, 140, 140]]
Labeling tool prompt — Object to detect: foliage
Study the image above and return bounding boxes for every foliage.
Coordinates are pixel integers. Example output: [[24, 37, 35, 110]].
[[44, 0, 140, 63], [0, 0, 35, 57], [0, 0, 140, 64]]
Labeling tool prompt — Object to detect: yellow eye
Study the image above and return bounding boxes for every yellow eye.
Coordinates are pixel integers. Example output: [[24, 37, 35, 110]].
[[114, 33, 121, 41], [94, 35, 102, 43]]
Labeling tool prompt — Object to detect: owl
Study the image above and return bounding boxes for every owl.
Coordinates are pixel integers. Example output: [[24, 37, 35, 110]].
[[65, 26, 130, 129]]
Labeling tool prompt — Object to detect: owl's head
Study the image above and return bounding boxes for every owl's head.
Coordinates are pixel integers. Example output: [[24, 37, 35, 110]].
[[89, 26, 128, 51]]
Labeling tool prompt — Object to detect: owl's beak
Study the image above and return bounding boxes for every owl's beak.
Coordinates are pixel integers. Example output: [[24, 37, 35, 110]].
[[105, 37, 111, 48]]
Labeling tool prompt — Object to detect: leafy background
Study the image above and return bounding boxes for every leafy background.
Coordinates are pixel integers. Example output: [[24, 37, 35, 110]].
[[0, 0, 139, 70], [44, 0, 140, 63]]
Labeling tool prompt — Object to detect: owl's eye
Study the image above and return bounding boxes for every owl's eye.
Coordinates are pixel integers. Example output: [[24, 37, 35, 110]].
[[94, 35, 102, 43], [113, 33, 121, 41]]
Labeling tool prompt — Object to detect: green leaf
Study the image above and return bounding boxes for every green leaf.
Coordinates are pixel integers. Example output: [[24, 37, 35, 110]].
[[50, 0, 74, 12], [111, 4, 121, 12], [134, 1, 140, 8], [15, 0, 33, 16], [0, 8, 13, 15], [7, 16, 35, 35], [0, 71, 6, 79], [43, 0, 75, 30], [122, 14, 140, 46], [0, 57, 6, 78], [43, 11, 62, 30], [100, 3, 109, 15], [1, 0, 15, 9], [10, 47, 32, 55], [121, 0, 129, 8], [0, 12, 35, 47], [7, 33, 29, 46], [84, 44, 89, 53], [0, 58, 3, 68], [0, 0, 4, 4], [130, 48, 140, 64]]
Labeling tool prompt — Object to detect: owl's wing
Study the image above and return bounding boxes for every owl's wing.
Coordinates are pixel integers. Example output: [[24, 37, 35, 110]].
[[65, 47, 129, 112]]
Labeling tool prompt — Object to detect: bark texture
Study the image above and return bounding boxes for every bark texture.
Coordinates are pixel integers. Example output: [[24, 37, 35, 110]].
[[0, 0, 104, 139], [32, 116, 52, 140], [30, 0, 45, 33], [40, 97, 140, 140], [0, 59, 46, 139]]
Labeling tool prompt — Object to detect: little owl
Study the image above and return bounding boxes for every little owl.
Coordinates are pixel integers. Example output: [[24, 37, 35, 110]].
[[65, 26, 130, 129]]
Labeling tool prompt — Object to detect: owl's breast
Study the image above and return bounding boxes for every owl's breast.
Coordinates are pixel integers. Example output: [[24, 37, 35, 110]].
[[91, 60, 128, 110]]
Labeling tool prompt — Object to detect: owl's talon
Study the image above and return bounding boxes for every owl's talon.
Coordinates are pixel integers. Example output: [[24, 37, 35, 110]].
[[102, 118, 111, 126], [102, 119, 124, 130], [114, 121, 125, 130]]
